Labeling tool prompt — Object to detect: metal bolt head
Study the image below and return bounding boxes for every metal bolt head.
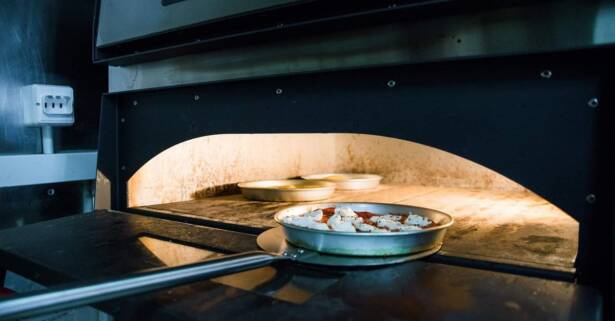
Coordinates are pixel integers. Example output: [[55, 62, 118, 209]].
[[194, 95, 200, 101], [387, 80, 396, 88], [47, 188, 55, 196], [291, 254, 298, 259], [132, 100, 138, 106], [120, 165, 126, 171], [585, 194, 596, 204], [275, 88, 283, 95], [297, 249, 304, 254], [588, 98, 599, 108], [120, 118, 125, 123], [540, 70, 552, 79]]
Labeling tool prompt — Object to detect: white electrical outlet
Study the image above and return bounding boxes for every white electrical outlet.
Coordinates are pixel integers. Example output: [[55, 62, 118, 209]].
[[22, 84, 74, 126]]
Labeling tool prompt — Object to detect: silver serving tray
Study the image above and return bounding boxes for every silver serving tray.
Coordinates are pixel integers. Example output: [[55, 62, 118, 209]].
[[274, 202, 453, 256], [257, 227, 443, 266], [238, 179, 336, 202], [301, 173, 382, 190]]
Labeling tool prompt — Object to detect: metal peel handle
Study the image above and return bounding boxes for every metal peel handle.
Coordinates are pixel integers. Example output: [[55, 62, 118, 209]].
[[0, 251, 279, 320]]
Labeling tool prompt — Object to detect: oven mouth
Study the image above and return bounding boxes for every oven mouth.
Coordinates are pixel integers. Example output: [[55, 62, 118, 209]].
[[97, 132, 578, 277]]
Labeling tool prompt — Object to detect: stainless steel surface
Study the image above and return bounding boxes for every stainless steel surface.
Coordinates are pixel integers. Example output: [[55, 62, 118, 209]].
[[301, 173, 382, 190], [1, 3, 51, 154], [0, 251, 279, 321], [0, 151, 97, 188], [0, 0, 104, 228], [257, 227, 442, 267], [1, 0, 103, 153], [3, 271, 111, 320], [97, 0, 304, 47], [238, 179, 336, 202], [274, 202, 453, 256], [109, 0, 615, 92]]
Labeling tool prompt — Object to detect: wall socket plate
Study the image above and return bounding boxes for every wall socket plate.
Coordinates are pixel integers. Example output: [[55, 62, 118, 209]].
[[22, 84, 74, 126]]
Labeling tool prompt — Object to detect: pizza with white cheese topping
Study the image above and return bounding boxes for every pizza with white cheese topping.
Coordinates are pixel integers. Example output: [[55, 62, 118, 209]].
[[281, 207, 435, 233]]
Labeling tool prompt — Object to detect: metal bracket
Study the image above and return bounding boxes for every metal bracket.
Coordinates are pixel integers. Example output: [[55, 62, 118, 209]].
[[0, 151, 97, 188]]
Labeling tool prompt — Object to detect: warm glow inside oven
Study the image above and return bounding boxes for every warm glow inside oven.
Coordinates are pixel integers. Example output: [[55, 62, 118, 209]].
[[99, 133, 579, 276]]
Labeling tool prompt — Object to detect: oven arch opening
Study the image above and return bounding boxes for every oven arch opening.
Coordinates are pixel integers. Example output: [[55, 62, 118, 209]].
[[124, 133, 578, 276]]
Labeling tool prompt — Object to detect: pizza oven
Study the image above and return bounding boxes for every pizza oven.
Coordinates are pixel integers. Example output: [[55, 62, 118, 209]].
[[90, 0, 614, 316], [97, 48, 609, 281], [0, 1, 612, 320]]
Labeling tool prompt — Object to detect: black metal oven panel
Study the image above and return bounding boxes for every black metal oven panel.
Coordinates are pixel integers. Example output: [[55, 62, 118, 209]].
[[94, 1, 615, 68], [96, 0, 305, 48], [94, 0, 457, 65]]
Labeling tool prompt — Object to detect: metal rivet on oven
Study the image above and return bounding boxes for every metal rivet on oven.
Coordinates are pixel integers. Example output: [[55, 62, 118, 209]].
[[387, 80, 396, 88], [585, 194, 596, 204], [47, 188, 55, 196], [132, 100, 138, 106], [540, 70, 552, 79], [587, 98, 599, 108], [194, 95, 200, 101], [275, 88, 283, 95], [120, 118, 125, 123], [121, 165, 126, 171]]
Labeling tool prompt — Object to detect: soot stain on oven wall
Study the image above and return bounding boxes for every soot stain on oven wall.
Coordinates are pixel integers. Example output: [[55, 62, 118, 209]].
[[191, 183, 240, 199]]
